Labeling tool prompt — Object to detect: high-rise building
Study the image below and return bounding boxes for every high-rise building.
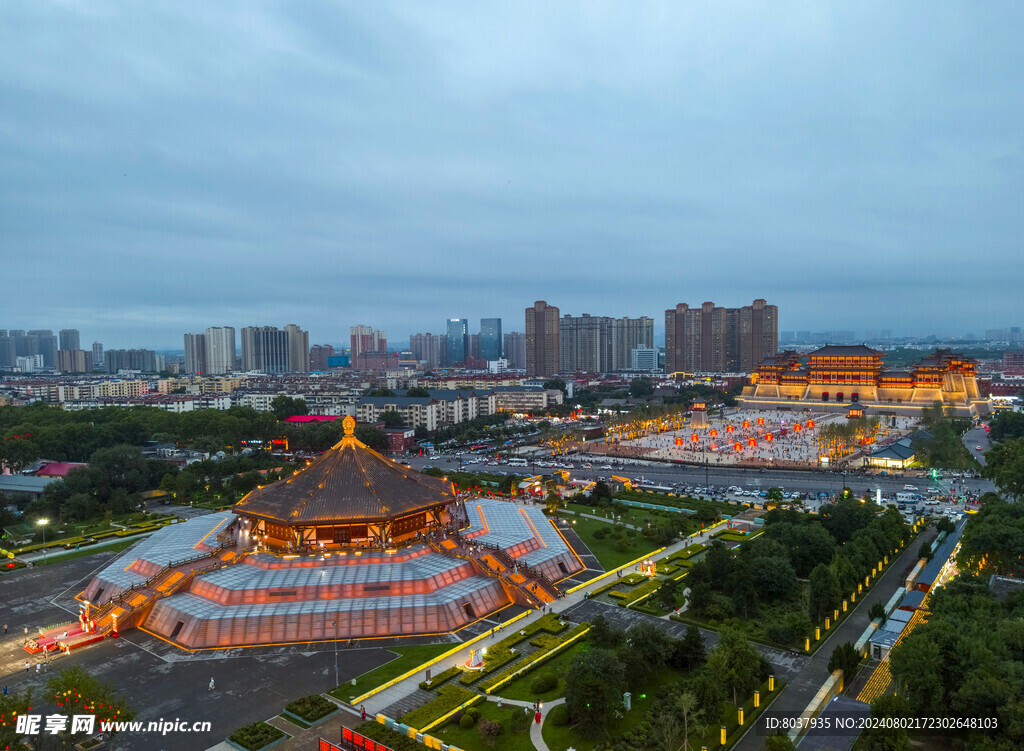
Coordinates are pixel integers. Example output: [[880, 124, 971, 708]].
[[309, 344, 335, 371], [525, 301, 560, 377], [480, 318, 502, 362], [59, 329, 80, 352], [241, 326, 290, 374], [0, 332, 15, 369], [558, 315, 653, 373], [411, 333, 445, 370], [503, 332, 526, 370], [559, 314, 612, 373], [204, 327, 236, 374], [57, 349, 92, 373], [350, 326, 387, 365], [631, 348, 658, 371], [91, 341, 103, 368], [446, 318, 469, 365], [284, 324, 309, 373], [665, 299, 777, 373], [27, 330, 58, 368], [106, 349, 159, 373], [184, 333, 207, 375], [612, 317, 654, 371]]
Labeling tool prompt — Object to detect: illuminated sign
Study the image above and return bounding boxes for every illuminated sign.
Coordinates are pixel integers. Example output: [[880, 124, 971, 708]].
[[340, 727, 394, 751]]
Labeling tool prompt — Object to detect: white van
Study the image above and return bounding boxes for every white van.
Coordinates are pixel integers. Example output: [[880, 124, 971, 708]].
[[508, 458, 528, 467]]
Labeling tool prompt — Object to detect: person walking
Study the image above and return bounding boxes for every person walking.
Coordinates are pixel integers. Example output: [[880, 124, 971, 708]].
[[3, 623, 7, 635], [208, 677, 215, 691], [25, 661, 30, 673]]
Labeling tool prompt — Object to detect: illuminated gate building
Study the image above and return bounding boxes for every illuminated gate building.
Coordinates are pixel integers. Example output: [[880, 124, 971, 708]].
[[739, 346, 991, 417], [80, 417, 582, 649]]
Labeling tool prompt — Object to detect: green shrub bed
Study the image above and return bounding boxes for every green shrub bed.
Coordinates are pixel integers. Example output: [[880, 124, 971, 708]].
[[400, 685, 477, 729], [419, 665, 462, 691], [481, 624, 589, 691], [283, 694, 336, 723], [617, 577, 662, 606], [459, 614, 567, 684], [228, 721, 286, 751]]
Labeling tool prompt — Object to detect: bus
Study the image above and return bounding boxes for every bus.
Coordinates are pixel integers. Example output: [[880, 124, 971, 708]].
[[508, 458, 528, 467]]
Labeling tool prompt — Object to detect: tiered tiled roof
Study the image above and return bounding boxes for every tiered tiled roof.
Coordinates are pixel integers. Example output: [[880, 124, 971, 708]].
[[234, 416, 455, 525]]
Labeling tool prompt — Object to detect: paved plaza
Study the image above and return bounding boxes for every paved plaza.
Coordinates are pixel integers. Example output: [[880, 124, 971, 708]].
[[606, 408, 920, 469]]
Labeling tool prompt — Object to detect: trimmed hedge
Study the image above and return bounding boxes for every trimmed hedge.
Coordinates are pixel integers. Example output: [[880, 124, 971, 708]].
[[283, 694, 336, 723], [481, 624, 589, 691], [228, 721, 285, 751], [400, 685, 476, 729], [419, 665, 462, 691], [459, 614, 567, 685]]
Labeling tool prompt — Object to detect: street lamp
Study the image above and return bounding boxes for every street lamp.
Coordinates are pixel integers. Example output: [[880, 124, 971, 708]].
[[331, 620, 339, 687], [37, 518, 49, 565]]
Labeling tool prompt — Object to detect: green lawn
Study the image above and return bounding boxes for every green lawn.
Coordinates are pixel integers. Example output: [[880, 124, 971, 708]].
[[541, 666, 690, 751], [433, 698, 536, 751], [329, 643, 453, 701], [555, 513, 660, 570], [31, 538, 138, 566], [493, 642, 586, 703]]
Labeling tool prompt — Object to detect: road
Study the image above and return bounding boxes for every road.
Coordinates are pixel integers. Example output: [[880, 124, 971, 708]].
[[963, 425, 991, 467], [730, 526, 935, 751], [403, 455, 995, 499]]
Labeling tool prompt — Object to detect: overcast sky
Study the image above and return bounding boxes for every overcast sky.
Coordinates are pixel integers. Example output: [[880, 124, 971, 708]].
[[2, 1, 1022, 349]]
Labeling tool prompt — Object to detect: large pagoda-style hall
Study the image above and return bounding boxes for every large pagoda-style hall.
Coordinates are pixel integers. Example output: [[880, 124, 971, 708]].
[[80, 417, 582, 649]]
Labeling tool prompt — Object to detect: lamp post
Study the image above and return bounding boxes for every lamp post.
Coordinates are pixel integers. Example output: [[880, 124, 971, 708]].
[[37, 518, 49, 565], [332, 620, 339, 687]]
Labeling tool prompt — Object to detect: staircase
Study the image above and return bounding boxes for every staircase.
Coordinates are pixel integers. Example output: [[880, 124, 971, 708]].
[[30, 545, 241, 654], [429, 532, 561, 608]]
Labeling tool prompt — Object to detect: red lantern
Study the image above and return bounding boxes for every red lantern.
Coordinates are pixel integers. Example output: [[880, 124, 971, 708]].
[[794, 424, 802, 432], [674, 436, 683, 446], [726, 425, 734, 433], [807, 419, 815, 428], [734, 442, 743, 452], [710, 428, 718, 438], [766, 432, 774, 442], [691, 433, 699, 443], [748, 437, 756, 447], [742, 420, 750, 429], [756, 417, 765, 426]]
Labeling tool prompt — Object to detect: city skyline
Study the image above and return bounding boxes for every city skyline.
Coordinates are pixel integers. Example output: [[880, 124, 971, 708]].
[[2, 4, 1022, 348]]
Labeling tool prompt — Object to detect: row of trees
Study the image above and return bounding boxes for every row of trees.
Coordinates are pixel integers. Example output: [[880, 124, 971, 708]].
[[685, 500, 910, 645], [565, 616, 772, 750]]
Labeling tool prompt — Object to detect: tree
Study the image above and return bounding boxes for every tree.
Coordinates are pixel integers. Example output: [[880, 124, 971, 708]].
[[982, 437, 1024, 500], [365, 387, 396, 397], [808, 563, 842, 621], [587, 614, 625, 650], [380, 410, 404, 428], [681, 624, 707, 671], [47, 666, 135, 742], [565, 648, 626, 737], [270, 395, 308, 420], [621, 622, 672, 688], [860, 694, 912, 751], [0, 685, 34, 750], [765, 734, 798, 751], [889, 633, 944, 715], [676, 691, 701, 751], [543, 378, 567, 394], [705, 627, 760, 704], [827, 642, 861, 684], [354, 426, 388, 452], [766, 487, 784, 503], [629, 377, 655, 398], [407, 386, 430, 398], [649, 705, 682, 751], [655, 576, 681, 611]]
